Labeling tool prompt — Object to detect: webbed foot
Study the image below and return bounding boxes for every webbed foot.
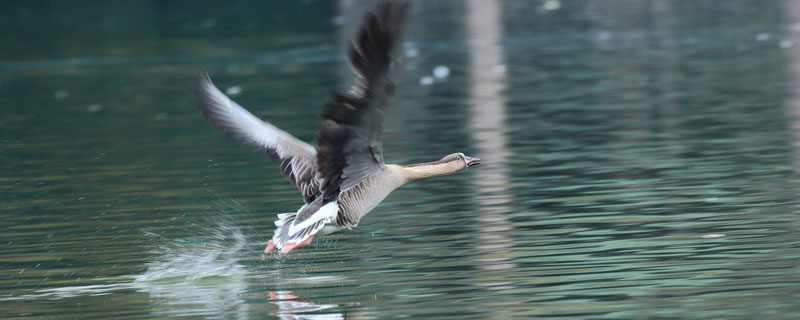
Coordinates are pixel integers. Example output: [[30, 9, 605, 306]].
[[280, 235, 315, 254]]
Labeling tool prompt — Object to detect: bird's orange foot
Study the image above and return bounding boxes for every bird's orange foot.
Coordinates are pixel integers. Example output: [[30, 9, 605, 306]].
[[264, 240, 276, 253], [280, 235, 315, 255]]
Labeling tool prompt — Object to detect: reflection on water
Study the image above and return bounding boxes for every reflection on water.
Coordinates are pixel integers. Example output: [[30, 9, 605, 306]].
[[3, 0, 800, 319], [268, 291, 344, 319], [466, 0, 518, 307]]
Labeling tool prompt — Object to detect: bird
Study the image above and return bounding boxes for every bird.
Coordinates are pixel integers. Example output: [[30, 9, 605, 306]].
[[193, 0, 480, 254]]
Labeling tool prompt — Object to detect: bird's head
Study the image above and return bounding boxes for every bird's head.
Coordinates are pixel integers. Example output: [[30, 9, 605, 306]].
[[440, 152, 481, 171]]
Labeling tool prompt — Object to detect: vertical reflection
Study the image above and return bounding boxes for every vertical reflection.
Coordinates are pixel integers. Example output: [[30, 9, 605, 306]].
[[785, 0, 800, 168], [466, 0, 516, 272]]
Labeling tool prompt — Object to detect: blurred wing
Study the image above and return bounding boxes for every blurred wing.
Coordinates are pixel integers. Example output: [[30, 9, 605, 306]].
[[194, 72, 320, 203], [315, 0, 408, 202]]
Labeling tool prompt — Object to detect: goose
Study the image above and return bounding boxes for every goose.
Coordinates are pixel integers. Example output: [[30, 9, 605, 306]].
[[193, 0, 480, 254]]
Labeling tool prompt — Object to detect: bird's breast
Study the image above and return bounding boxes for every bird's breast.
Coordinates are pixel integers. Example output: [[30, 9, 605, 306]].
[[337, 168, 404, 227]]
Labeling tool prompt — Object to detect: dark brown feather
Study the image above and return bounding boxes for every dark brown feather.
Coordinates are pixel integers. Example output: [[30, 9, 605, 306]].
[[315, 0, 408, 203]]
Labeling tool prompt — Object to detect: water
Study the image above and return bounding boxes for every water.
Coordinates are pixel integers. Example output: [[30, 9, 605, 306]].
[[2, 1, 800, 318]]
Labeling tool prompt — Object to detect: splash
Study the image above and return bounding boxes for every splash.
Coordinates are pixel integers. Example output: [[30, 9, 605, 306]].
[[134, 223, 248, 284], [129, 206, 254, 318], [2, 214, 252, 319]]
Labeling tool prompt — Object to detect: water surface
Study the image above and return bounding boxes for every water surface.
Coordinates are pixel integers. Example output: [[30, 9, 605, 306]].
[[2, 1, 800, 319]]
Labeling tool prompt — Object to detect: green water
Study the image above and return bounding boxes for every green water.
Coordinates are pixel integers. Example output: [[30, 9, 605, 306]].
[[2, 1, 800, 319]]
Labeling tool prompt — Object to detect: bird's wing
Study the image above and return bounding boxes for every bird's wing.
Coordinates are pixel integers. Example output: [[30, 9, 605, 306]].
[[194, 72, 320, 203], [315, 0, 408, 203]]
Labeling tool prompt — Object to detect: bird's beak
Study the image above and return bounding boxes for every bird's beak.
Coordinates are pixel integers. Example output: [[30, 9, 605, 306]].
[[466, 156, 481, 167]]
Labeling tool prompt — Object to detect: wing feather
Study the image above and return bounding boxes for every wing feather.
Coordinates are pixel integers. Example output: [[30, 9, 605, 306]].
[[194, 72, 319, 202], [315, 0, 408, 203]]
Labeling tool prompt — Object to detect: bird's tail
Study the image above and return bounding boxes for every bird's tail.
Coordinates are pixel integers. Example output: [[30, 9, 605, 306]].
[[270, 200, 339, 250], [270, 213, 296, 250]]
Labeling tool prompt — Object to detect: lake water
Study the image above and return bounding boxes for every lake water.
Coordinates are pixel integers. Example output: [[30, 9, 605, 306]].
[[2, 0, 800, 318]]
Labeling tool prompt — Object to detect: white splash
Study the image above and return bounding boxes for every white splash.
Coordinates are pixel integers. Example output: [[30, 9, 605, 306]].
[[701, 233, 726, 239], [433, 65, 450, 79], [86, 104, 103, 113], [420, 76, 434, 86], [54, 90, 69, 99], [1, 221, 251, 320], [543, 0, 561, 11], [226, 86, 242, 96]]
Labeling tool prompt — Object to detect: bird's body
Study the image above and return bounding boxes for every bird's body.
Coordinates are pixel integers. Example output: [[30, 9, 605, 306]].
[[194, 0, 480, 254], [336, 166, 404, 227]]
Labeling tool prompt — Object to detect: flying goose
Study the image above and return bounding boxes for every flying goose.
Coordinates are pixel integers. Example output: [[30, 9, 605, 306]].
[[194, 0, 480, 254]]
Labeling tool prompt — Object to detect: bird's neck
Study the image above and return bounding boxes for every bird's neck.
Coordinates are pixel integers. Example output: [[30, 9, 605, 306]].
[[394, 161, 460, 182]]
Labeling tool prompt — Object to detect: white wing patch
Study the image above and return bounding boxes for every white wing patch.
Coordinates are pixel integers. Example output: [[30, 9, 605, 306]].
[[288, 202, 338, 237]]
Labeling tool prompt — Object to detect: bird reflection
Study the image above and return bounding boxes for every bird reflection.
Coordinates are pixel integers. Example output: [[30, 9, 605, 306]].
[[268, 290, 360, 320]]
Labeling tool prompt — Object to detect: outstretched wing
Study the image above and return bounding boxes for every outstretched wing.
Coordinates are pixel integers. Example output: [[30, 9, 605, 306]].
[[194, 72, 320, 203], [315, 0, 408, 203]]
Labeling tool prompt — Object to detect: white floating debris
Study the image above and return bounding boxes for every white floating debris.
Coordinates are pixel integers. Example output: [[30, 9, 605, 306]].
[[737, 43, 750, 52], [705, 197, 719, 203], [755, 32, 770, 41], [543, 0, 561, 11], [780, 39, 794, 49], [201, 18, 217, 29], [331, 15, 347, 26], [701, 233, 725, 239], [597, 31, 612, 41], [54, 90, 69, 100], [225, 65, 240, 74], [492, 64, 507, 74], [433, 65, 450, 79], [154, 113, 168, 120], [225, 86, 242, 96], [86, 104, 102, 113], [420, 76, 434, 86], [404, 47, 419, 58]]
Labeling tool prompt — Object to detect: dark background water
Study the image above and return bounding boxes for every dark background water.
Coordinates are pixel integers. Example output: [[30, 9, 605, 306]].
[[2, 0, 800, 318]]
